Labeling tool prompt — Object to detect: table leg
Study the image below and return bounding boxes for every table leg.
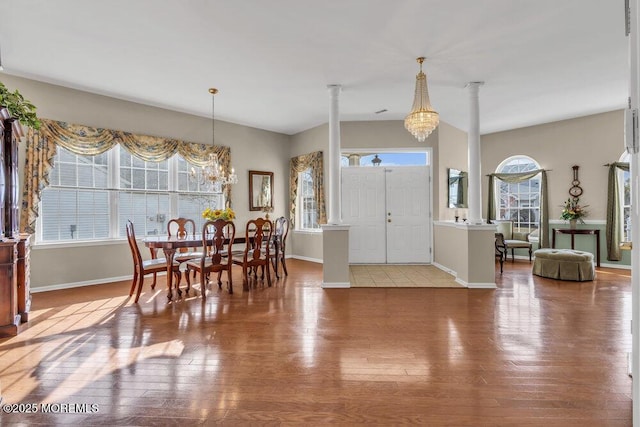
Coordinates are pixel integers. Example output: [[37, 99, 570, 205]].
[[274, 239, 280, 279], [552, 230, 556, 248], [163, 248, 177, 301], [596, 230, 601, 267]]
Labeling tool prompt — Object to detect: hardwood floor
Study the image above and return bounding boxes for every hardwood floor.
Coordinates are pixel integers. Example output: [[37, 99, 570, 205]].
[[0, 259, 632, 425]]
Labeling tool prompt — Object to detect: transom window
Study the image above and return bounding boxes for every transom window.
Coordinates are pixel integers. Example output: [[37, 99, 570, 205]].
[[38, 145, 224, 243], [341, 152, 429, 167], [495, 155, 541, 233]]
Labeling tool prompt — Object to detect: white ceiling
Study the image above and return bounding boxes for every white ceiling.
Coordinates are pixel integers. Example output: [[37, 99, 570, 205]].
[[0, 0, 629, 135]]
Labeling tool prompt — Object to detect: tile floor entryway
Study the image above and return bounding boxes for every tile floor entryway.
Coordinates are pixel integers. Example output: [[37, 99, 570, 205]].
[[349, 264, 464, 288]]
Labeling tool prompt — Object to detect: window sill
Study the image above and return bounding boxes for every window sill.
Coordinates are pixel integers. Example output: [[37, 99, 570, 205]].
[[33, 238, 128, 250]]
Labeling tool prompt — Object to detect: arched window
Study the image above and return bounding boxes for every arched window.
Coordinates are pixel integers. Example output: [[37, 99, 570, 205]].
[[495, 155, 541, 233]]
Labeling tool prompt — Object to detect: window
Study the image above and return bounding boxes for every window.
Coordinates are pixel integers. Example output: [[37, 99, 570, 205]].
[[495, 155, 541, 233], [620, 152, 631, 242], [341, 152, 429, 167], [298, 168, 320, 231], [39, 145, 224, 243]]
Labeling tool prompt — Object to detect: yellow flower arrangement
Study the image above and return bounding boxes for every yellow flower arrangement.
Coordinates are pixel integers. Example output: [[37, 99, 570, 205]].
[[202, 207, 236, 221]]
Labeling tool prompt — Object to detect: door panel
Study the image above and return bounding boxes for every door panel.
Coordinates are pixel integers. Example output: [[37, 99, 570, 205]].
[[341, 168, 386, 263], [386, 167, 430, 263]]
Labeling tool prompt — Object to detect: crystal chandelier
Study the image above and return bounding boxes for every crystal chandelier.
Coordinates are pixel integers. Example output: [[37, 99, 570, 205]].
[[404, 57, 439, 142], [190, 88, 238, 190]]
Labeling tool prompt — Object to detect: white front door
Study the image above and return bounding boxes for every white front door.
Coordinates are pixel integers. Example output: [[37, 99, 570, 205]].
[[341, 166, 431, 263], [341, 167, 386, 263], [385, 167, 431, 263]]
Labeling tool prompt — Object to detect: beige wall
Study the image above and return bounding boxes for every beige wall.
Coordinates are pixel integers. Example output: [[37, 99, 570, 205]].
[[1, 75, 291, 289], [481, 110, 624, 221], [437, 122, 469, 221]]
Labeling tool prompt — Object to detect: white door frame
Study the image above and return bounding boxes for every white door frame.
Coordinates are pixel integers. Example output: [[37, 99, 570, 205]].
[[340, 148, 433, 264]]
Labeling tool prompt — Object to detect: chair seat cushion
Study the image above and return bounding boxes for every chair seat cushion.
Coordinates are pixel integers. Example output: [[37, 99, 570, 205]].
[[143, 258, 180, 269], [175, 251, 204, 262], [505, 239, 532, 248], [185, 256, 230, 270], [532, 249, 595, 281]]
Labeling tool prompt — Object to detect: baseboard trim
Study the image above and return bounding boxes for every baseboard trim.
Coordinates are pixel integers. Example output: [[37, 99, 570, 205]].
[[464, 281, 497, 289], [31, 274, 135, 293], [291, 255, 323, 264], [432, 262, 456, 277], [433, 262, 496, 289], [600, 262, 631, 270], [322, 282, 350, 288]]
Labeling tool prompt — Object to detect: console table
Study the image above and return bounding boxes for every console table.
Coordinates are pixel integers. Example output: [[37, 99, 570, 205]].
[[551, 228, 600, 267]]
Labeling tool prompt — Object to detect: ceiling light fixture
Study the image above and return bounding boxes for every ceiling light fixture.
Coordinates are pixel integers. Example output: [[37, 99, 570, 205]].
[[190, 88, 237, 190], [404, 57, 439, 142]]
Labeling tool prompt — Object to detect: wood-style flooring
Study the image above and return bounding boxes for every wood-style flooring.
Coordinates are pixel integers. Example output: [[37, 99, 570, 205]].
[[0, 259, 632, 425]]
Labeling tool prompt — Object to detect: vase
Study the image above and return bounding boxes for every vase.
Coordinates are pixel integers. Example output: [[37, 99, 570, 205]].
[[569, 219, 577, 229]]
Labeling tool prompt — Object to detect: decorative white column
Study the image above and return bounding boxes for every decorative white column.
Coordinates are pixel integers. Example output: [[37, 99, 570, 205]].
[[322, 84, 350, 288], [327, 84, 342, 225], [466, 82, 484, 225], [627, 0, 640, 423]]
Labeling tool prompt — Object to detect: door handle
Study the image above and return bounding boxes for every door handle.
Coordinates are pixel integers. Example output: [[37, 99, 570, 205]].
[[387, 219, 391, 223]]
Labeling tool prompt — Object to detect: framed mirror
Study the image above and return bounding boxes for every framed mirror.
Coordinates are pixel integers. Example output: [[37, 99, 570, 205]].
[[447, 168, 468, 208], [249, 170, 274, 211]]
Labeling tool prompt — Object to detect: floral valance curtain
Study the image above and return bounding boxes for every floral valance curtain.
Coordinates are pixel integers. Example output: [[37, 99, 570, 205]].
[[20, 119, 231, 234], [606, 162, 629, 261], [289, 151, 326, 226], [487, 169, 549, 248]]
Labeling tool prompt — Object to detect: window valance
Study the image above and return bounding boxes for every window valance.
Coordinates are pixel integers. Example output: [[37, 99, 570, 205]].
[[20, 119, 232, 234]]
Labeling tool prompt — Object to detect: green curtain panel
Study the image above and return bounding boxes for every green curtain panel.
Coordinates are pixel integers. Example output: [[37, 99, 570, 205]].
[[21, 119, 234, 232], [289, 151, 326, 227], [487, 169, 549, 248], [605, 162, 629, 261]]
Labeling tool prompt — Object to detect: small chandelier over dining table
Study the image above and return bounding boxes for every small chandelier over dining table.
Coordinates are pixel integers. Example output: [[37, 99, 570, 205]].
[[404, 57, 439, 142], [190, 88, 238, 190]]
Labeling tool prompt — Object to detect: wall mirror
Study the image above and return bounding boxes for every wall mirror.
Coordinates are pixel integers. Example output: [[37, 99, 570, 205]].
[[447, 168, 468, 208], [249, 170, 274, 211]]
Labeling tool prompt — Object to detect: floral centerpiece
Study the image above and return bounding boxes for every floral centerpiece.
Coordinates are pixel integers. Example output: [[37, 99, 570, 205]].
[[202, 207, 236, 221], [560, 198, 588, 225]]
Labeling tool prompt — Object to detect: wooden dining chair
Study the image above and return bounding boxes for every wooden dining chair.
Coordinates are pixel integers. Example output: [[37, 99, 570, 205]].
[[126, 220, 181, 303], [166, 218, 203, 283], [232, 218, 273, 291], [185, 219, 235, 296], [269, 216, 290, 279], [167, 218, 203, 261]]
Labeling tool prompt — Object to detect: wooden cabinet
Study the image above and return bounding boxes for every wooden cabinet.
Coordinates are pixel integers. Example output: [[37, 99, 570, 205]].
[[17, 234, 31, 322], [0, 108, 27, 335], [0, 108, 21, 239], [0, 239, 19, 337]]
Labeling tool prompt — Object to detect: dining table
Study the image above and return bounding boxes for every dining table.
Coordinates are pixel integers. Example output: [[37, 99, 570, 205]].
[[143, 233, 279, 301]]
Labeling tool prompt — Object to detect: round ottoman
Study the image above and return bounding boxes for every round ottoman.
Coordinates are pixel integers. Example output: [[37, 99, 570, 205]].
[[532, 249, 595, 281]]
